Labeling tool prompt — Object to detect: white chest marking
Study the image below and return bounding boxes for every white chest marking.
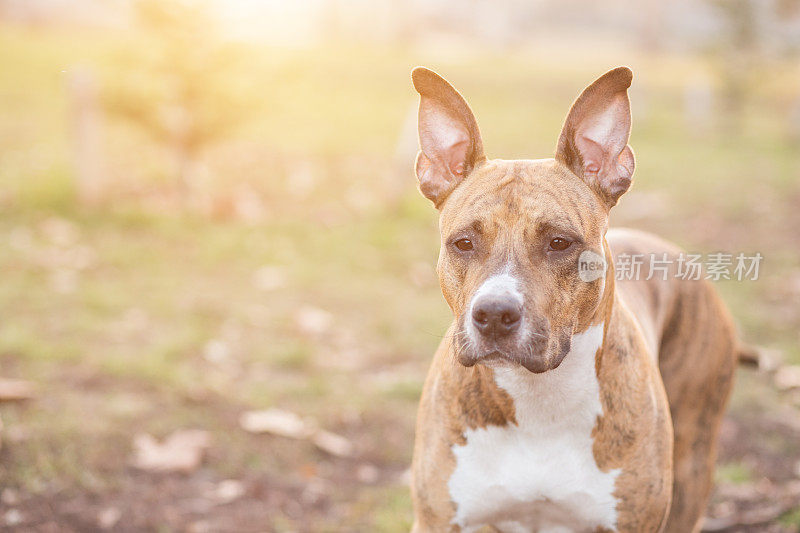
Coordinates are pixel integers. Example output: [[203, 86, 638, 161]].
[[447, 324, 620, 533]]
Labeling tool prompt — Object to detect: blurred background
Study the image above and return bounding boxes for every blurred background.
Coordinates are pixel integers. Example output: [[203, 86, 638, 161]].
[[0, 0, 799, 530]]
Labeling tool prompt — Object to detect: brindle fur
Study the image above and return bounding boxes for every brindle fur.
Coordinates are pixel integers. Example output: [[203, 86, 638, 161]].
[[610, 229, 737, 533], [409, 68, 739, 533]]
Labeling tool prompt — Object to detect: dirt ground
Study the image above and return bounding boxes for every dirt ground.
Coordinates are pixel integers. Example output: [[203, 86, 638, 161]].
[[2, 372, 800, 532]]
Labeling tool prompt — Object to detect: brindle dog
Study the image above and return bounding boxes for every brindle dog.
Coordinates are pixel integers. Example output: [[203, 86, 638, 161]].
[[409, 67, 739, 533]]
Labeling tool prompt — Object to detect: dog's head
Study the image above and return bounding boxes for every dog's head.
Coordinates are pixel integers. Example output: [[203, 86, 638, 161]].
[[413, 67, 635, 373]]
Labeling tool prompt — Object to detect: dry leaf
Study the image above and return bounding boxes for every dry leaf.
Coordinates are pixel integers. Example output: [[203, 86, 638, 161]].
[[399, 468, 412, 487], [187, 520, 212, 533], [206, 479, 246, 504], [132, 429, 211, 473], [203, 339, 231, 364], [1, 489, 18, 506], [97, 507, 121, 530], [0, 379, 36, 402], [3, 509, 23, 527], [300, 476, 329, 505], [8, 226, 33, 251], [356, 463, 379, 484], [40, 217, 79, 246], [233, 185, 267, 223], [312, 429, 354, 458], [774, 365, 800, 391], [239, 408, 312, 439], [756, 347, 783, 373], [239, 408, 353, 457], [294, 306, 333, 336], [50, 269, 78, 294], [252, 266, 286, 291]]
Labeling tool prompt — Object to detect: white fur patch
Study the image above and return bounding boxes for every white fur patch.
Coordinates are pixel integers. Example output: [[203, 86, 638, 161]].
[[448, 324, 619, 532]]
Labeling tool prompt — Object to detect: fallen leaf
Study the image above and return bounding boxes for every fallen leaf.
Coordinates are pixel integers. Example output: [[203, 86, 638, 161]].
[[300, 476, 329, 505], [703, 480, 800, 532], [356, 463, 379, 484], [252, 266, 286, 291], [299, 462, 318, 479], [294, 306, 333, 336], [97, 507, 121, 530], [774, 365, 800, 391], [49, 269, 78, 294], [8, 226, 33, 250], [239, 408, 311, 439], [0, 488, 18, 506], [312, 429, 354, 458], [399, 468, 412, 486], [287, 160, 317, 199], [0, 379, 36, 402], [187, 520, 212, 533], [203, 339, 231, 364], [755, 347, 783, 372], [206, 479, 246, 504], [40, 217, 79, 246], [132, 429, 211, 473], [233, 185, 267, 223], [703, 502, 794, 532], [3, 509, 23, 527], [239, 408, 353, 457]]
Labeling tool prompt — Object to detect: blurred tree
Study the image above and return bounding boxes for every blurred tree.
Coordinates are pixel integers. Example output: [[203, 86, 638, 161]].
[[104, 0, 248, 190], [707, 0, 761, 135]]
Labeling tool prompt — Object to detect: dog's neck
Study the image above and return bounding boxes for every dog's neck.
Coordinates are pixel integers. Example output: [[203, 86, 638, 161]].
[[590, 236, 618, 372], [492, 322, 606, 422]]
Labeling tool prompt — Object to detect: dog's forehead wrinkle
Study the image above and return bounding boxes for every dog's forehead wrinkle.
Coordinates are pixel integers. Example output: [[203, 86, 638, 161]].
[[444, 157, 606, 248], [519, 189, 595, 237]]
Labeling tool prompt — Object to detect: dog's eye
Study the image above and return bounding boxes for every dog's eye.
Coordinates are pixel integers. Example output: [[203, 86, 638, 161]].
[[454, 238, 474, 252], [549, 237, 572, 251]]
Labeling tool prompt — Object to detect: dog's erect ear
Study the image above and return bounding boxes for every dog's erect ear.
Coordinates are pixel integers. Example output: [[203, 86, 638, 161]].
[[412, 67, 485, 208], [555, 67, 635, 208]]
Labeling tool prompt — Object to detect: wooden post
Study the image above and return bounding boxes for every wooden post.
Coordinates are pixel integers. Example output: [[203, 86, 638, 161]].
[[68, 67, 105, 204]]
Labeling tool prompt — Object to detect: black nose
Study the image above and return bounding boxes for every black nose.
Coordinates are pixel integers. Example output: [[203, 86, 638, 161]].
[[472, 297, 522, 338]]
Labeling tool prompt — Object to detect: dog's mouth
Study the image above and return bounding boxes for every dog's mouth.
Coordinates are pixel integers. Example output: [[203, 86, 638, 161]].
[[459, 348, 555, 374], [462, 349, 511, 368], [455, 321, 572, 374]]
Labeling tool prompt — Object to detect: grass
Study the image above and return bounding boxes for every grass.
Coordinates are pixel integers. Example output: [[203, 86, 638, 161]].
[[715, 462, 755, 485], [0, 22, 799, 530], [780, 506, 800, 529]]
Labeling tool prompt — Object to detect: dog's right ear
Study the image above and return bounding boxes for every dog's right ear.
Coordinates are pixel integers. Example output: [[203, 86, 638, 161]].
[[412, 67, 485, 208]]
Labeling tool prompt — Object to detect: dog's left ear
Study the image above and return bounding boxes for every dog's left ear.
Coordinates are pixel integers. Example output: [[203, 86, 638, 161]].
[[555, 67, 635, 208], [412, 67, 485, 208]]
